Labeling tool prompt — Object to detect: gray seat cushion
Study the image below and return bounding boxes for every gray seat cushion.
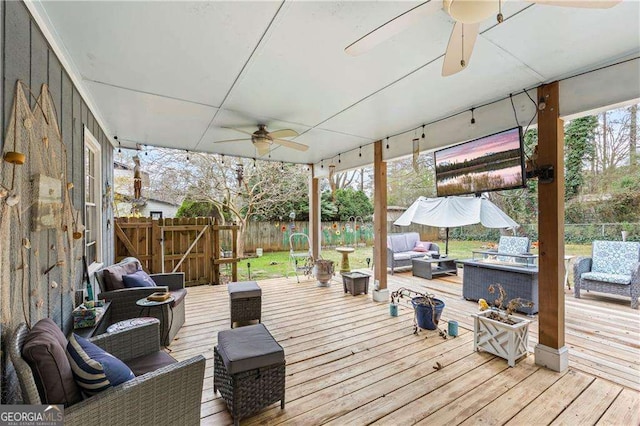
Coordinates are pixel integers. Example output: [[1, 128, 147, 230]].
[[217, 324, 284, 374], [125, 351, 177, 377], [393, 253, 413, 261], [228, 281, 261, 300]]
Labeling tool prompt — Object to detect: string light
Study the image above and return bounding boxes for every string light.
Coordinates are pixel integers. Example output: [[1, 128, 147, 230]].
[[144, 144, 148, 155], [253, 158, 256, 169], [421, 125, 425, 139], [359, 146, 362, 157], [115, 136, 121, 153], [386, 137, 389, 149], [321, 160, 324, 169], [280, 162, 284, 171], [338, 153, 341, 164], [470, 108, 476, 125], [186, 150, 190, 161], [221, 154, 225, 164]]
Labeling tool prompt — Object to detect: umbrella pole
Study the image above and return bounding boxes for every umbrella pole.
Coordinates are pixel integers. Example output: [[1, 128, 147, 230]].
[[445, 227, 449, 255]]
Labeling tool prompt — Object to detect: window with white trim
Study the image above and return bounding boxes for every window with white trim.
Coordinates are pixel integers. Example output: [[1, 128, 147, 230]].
[[84, 127, 102, 268]]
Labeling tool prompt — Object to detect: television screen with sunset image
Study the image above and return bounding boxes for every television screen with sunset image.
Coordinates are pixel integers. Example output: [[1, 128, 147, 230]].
[[434, 127, 526, 197]]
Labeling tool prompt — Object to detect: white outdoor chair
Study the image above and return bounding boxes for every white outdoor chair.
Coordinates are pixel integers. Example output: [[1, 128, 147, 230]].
[[289, 233, 316, 283]]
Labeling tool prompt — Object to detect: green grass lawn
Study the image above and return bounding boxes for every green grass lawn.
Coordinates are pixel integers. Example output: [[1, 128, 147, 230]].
[[227, 240, 592, 282]]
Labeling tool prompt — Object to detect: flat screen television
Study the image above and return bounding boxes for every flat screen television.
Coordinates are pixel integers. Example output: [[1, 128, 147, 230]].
[[434, 126, 526, 197]]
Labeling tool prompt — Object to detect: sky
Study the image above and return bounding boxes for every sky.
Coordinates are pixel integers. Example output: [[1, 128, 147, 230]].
[[435, 127, 521, 165]]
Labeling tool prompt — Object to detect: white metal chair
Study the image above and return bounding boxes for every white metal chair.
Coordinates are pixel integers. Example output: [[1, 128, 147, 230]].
[[289, 233, 316, 283]]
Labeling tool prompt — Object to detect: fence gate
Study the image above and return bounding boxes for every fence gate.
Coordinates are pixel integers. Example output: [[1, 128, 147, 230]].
[[114, 217, 239, 286]]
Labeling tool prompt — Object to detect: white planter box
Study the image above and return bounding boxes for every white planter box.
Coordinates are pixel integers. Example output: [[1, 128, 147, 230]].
[[473, 310, 531, 367]]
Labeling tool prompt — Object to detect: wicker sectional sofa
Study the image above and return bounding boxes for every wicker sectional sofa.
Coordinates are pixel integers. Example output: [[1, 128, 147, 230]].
[[386, 232, 439, 274], [95, 257, 187, 345]]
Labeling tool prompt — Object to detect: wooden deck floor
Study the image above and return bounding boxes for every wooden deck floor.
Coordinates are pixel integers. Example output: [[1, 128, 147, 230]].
[[170, 270, 640, 425]]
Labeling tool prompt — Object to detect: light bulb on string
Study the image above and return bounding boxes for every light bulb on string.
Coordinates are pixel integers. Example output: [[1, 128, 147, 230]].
[[221, 154, 225, 164], [186, 150, 190, 161], [253, 158, 256, 169], [338, 153, 341, 164], [470, 108, 476, 128], [359, 146, 362, 157], [421, 125, 425, 139], [386, 137, 389, 149], [321, 160, 324, 169], [144, 144, 148, 155]]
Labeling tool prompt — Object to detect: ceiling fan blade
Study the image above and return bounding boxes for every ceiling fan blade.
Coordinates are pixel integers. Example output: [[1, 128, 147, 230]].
[[530, 0, 620, 8], [221, 126, 255, 136], [345, 1, 442, 56], [273, 138, 309, 152], [442, 21, 479, 77], [268, 129, 299, 139], [212, 138, 250, 144]]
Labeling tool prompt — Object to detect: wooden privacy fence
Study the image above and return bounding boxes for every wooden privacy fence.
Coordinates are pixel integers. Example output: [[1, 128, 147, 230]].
[[242, 221, 439, 252], [114, 217, 239, 286]]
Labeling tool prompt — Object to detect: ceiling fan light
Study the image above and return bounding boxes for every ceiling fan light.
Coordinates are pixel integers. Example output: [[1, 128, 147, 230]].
[[445, 0, 497, 24], [254, 138, 271, 156]]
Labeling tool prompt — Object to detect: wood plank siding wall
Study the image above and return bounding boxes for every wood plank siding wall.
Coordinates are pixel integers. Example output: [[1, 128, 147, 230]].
[[0, 1, 114, 403]]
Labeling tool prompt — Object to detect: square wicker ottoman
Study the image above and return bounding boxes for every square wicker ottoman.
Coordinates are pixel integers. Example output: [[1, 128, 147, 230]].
[[214, 324, 286, 426], [228, 281, 262, 328]]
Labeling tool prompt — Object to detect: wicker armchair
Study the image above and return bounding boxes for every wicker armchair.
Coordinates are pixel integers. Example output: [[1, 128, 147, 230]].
[[9, 321, 205, 425], [574, 240, 640, 309], [95, 257, 186, 345]]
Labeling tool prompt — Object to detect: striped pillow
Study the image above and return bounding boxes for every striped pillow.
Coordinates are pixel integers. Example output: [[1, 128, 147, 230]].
[[66, 334, 134, 396]]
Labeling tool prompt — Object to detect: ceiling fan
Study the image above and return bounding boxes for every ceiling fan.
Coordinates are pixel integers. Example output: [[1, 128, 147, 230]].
[[213, 124, 309, 156], [345, 0, 620, 77]]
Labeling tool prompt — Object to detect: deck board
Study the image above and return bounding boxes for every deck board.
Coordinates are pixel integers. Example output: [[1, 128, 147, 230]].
[[169, 269, 640, 425]]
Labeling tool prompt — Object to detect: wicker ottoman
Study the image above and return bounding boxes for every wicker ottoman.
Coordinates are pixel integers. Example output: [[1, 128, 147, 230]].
[[228, 281, 262, 328], [214, 324, 286, 426]]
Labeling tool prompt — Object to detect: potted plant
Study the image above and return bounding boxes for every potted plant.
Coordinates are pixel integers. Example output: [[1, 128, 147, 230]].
[[391, 287, 446, 335], [473, 284, 533, 367]]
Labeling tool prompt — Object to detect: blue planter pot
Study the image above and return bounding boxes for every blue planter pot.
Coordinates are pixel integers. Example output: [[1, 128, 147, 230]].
[[411, 297, 445, 330]]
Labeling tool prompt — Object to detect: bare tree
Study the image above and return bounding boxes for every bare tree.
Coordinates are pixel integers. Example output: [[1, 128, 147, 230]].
[[386, 153, 436, 207], [148, 150, 309, 256], [593, 110, 632, 173], [329, 170, 362, 198]]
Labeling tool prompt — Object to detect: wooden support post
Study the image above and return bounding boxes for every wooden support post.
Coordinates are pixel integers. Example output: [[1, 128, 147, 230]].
[[205, 217, 212, 285], [231, 225, 238, 282], [213, 219, 220, 285], [535, 81, 568, 372], [373, 140, 388, 300], [309, 166, 321, 261], [151, 218, 161, 274]]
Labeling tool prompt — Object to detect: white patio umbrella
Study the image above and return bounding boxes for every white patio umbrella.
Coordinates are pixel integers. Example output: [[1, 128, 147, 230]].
[[394, 196, 519, 254]]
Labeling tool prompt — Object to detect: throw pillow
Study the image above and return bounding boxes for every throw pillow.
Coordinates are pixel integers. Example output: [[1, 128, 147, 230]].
[[102, 261, 140, 291], [66, 334, 135, 396], [413, 241, 432, 252], [22, 319, 82, 406], [122, 270, 156, 288]]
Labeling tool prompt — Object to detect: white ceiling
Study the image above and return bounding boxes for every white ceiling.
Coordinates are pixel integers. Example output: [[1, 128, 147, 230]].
[[32, 0, 640, 169]]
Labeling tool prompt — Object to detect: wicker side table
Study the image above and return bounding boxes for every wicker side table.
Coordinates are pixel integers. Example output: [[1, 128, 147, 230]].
[[341, 272, 370, 296], [228, 281, 262, 328], [214, 324, 285, 426]]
